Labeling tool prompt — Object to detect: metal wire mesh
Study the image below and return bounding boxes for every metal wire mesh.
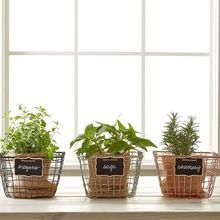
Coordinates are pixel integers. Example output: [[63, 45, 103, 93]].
[[78, 151, 143, 198], [153, 151, 220, 198], [0, 152, 65, 198]]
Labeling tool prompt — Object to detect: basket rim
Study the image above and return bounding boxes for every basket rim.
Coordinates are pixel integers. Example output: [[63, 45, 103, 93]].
[[78, 151, 143, 160], [153, 150, 220, 159], [0, 151, 65, 159]]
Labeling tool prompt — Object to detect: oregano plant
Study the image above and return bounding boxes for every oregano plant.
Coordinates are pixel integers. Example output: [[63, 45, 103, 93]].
[[162, 112, 200, 156], [70, 120, 156, 159], [0, 105, 60, 159]]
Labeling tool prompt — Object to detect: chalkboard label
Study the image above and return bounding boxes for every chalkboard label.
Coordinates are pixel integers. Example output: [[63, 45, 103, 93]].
[[175, 157, 203, 176], [14, 158, 43, 176], [96, 157, 124, 176]]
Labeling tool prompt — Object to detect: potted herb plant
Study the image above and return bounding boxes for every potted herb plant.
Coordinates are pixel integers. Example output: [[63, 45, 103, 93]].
[[70, 120, 156, 198], [153, 112, 220, 198], [0, 105, 65, 198]]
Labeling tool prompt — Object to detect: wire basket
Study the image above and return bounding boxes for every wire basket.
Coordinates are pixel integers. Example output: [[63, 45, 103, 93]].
[[0, 152, 65, 199], [153, 151, 220, 198], [78, 151, 143, 198]]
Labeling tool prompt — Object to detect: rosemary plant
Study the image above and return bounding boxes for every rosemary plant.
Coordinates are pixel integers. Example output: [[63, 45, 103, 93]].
[[162, 112, 200, 156]]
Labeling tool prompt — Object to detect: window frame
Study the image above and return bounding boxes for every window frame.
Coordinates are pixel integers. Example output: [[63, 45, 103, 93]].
[[1, 0, 219, 171]]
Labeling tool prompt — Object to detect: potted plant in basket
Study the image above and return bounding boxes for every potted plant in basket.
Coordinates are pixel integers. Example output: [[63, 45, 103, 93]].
[[153, 112, 220, 198], [70, 120, 156, 198], [0, 105, 65, 198]]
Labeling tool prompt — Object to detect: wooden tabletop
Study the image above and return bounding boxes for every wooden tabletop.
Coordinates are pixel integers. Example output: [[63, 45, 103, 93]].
[[0, 176, 219, 220]]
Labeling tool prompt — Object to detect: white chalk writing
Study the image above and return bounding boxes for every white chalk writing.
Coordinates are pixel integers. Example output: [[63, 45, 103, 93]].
[[103, 164, 117, 172], [18, 165, 41, 173], [177, 165, 201, 173]]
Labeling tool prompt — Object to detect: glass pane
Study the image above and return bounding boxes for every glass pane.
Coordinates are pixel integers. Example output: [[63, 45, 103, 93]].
[[78, 0, 141, 52], [9, 0, 74, 51], [145, 56, 209, 153], [9, 56, 75, 159], [78, 56, 141, 133], [146, 0, 210, 52]]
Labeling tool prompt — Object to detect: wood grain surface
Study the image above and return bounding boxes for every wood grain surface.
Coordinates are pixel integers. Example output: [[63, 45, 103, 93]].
[[0, 176, 219, 220]]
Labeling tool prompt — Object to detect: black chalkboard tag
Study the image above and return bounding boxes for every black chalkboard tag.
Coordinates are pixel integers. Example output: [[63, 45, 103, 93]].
[[96, 157, 124, 176], [175, 157, 203, 176], [14, 158, 43, 176]]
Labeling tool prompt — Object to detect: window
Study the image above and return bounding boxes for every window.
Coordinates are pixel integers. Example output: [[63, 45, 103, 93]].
[[1, 0, 219, 166]]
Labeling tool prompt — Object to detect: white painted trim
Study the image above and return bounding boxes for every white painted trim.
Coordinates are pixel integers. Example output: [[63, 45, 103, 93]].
[[141, 0, 146, 138], [9, 51, 210, 56], [9, 51, 75, 56], [2, 0, 9, 137], [74, 0, 78, 139], [143, 52, 209, 57], [0, 0, 3, 137], [217, 0, 220, 154], [210, 0, 219, 152], [209, 0, 214, 152]]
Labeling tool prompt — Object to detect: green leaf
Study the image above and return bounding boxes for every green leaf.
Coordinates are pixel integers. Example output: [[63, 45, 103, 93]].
[[70, 134, 85, 148], [96, 125, 106, 135], [82, 139, 90, 148], [0, 105, 60, 159], [132, 137, 157, 148], [76, 143, 101, 159], [72, 120, 156, 157], [107, 140, 130, 154], [84, 124, 96, 138], [162, 112, 200, 156], [47, 144, 59, 160], [75, 139, 90, 155], [41, 119, 46, 127], [85, 145, 100, 159], [14, 116, 21, 120], [117, 120, 126, 130], [127, 123, 136, 140], [96, 122, 118, 135]]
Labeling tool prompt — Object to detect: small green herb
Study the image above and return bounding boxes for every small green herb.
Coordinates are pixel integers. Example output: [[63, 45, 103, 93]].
[[70, 120, 156, 159], [162, 112, 200, 156], [0, 105, 60, 159]]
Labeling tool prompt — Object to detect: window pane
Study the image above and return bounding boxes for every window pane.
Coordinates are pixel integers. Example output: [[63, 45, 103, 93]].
[[9, 0, 74, 51], [78, 0, 141, 52], [9, 56, 75, 159], [145, 56, 209, 152], [146, 0, 210, 52], [78, 56, 141, 132]]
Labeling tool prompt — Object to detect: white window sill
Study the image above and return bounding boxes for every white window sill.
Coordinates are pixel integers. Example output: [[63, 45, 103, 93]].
[[62, 164, 157, 176], [62, 163, 220, 176], [0, 176, 220, 220]]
